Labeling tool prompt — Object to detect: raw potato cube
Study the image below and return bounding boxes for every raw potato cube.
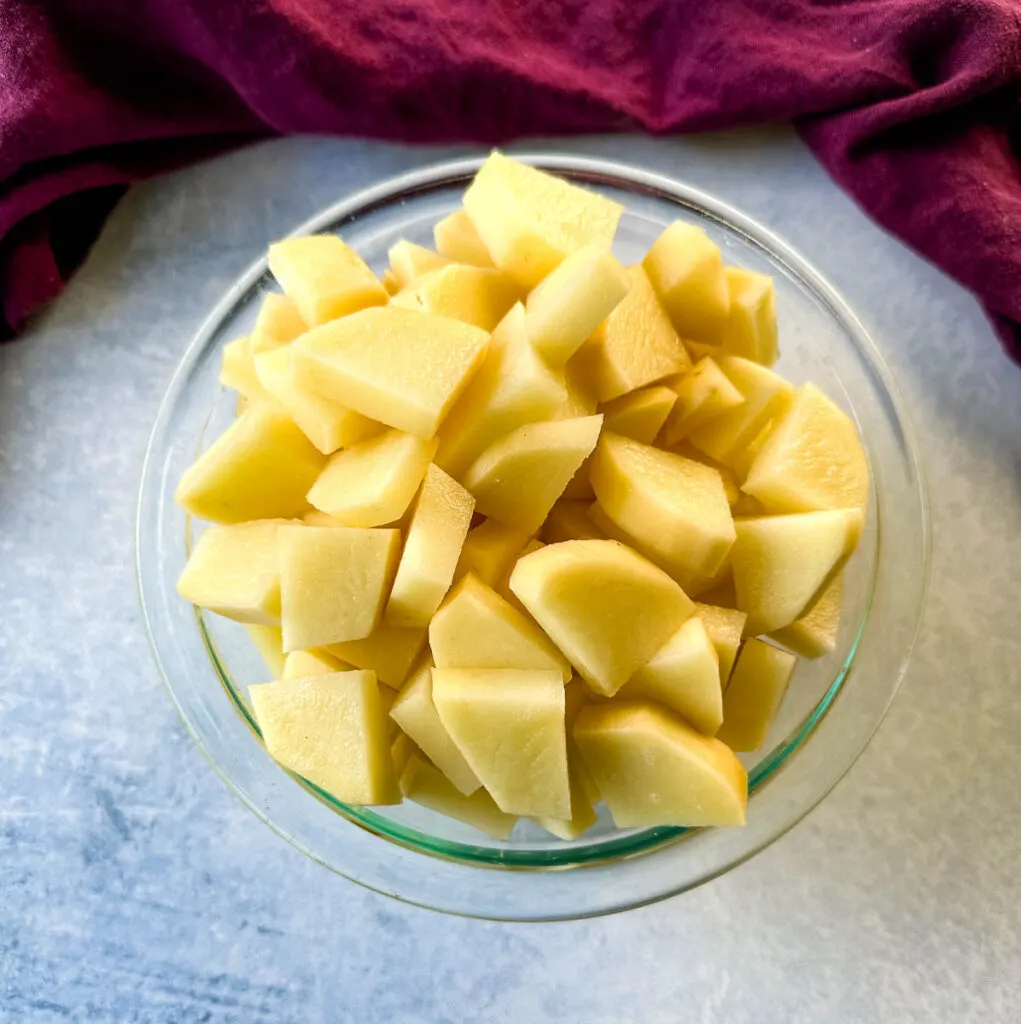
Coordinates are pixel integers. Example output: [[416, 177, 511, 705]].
[[600, 386, 677, 445], [432, 668, 571, 818], [573, 702, 747, 828], [175, 405, 325, 524], [390, 264, 521, 331], [717, 639, 797, 751], [574, 266, 690, 402], [278, 525, 400, 651], [433, 210, 495, 267], [435, 304, 567, 479], [391, 732, 416, 776], [220, 337, 273, 403], [618, 616, 723, 735], [560, 363, 599, 418], [719, 268, 778, 365], [382, 269, 401, 296], [177, 520, 284, 624], [430, 573, 571, 681], [400, 753, 516, 839], [387, 239, 449, 288], [661, 357, 746, 445], [590, 432, 735, 580], [245, 625, 286, 678], [463, 415, 603, 534], [524, 246, 631, 365], [291, 306, 490, 438], [743, 382, 869, 513], [509, 540, 694, 696], [770, 572, 843, 659], [667, 442, 741, 506], [254, 347, 381, 454], [454, 519, 533, 587], [541, 499, 607, 544], [268, 234, 387, 326], [389, 657, 481, 794], [306, 429, 438, 527], [693, 602, 747, 686], [324, 624, 428, 690], [249, 670, 398, 804], [463, 152, 623, 288], [249, 293, 307, 355], [282, 648, 347, 680], [732, 509, 863, 633], [385, 465, 475, 627], [642, 222, 730, 342]]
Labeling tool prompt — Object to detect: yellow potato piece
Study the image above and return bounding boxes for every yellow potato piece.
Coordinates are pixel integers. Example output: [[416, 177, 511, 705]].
[[454, 519, 533, 588], [245, 625, 286, 678], [391, 732, 416, 776], [661, 356, 746, 445], [463, 152, 623, 288], [770, 572, 844, 659], [717, 639, 797, 751], [175, 405, 325, 524], [385, 465, 475, 627], [433, 209, 495, 267], [381, 269, 401, 296], [220, 336, 273, 403], [719, 267, 778, 365], [463, 415, 603, 534], [268, 234, 388, 326], [389, 264, 521, 332], [642, 222, 730, 342], [177, 519, 285, 625], [324, 624, 428, 690], [541, 499, 607, 544], [291, 306, 490, 439], [693, 602, 747, 686], [306, 429, 438, 527], [249, 670, 398, 804], [278, 525, 400, 651], [666, 442, 741, 506], [389, 657, 481, 795], [509, 539, 694, 696], [430, 573, 571, 681], [282, 648, 348, 680], [524, 245, 631, 366], [432, 668, 570, 819], [743, 382, 869, 513], [248, 293, 307, 355], [618, 616, 723, 735], [573, 702, 747, 828], [732, 509, 863, 634], [599, 385, 677, 445], [387, 239, 450, 289], [435, 304, 567, 480]]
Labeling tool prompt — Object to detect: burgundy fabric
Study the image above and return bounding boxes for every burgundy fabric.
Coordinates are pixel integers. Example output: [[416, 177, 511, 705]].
[[2, 0, 1019, 356]]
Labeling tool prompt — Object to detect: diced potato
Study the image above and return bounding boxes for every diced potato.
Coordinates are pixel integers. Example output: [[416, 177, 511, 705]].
[[390, 731, 416, 775], [463, 152, 623, 288], [574, 266, 690, 402], [278, 525, 400, 650], [435, 304, 567, 479], [454, 519, 532, 587], [175, 405, 325, 524], [177, 519, 284, 624], [250, 670, 398, 803], [573, 702, 747, 827], [382, 270, 400, 296], [463, 415, 603, 534], [618, 616, 723, 735], [387, 239, 450, 288], [642, 222, 730, 342], [524, 246, 631, 365], [432, 668, 570, 818], [719, 268, 778, 365], [717, 639, 797, 751], [389, 657, 481, 794], [731, 509, 863, 633], [389, 264, 521, 331], [599, 386, 677, 445], [666, 442, 741, 506], [245, 625, 286, 678], [306, 429, 438, 527], [220, 337, 273, 402], [560, 362, 599, 417], [248, 293, 307, 356], [731, 491, 767, 517], [661, 356, 746, 445], [509, 540, 694, 696], [433, 210, 495, 267], [291, 307, 490, 439], [693, 602, 747, 686], [430, 573, 571, 681], [541, 499, 606, 544], [400, 753, 516, 839], [495, 538, 545, 619], [770, 572, 843, 658], [590, 432, 735, 581], [385, 465, 475, 627], [729, 419, 775, 481], [743, 382, 869, 513], [324, 624, 428, 690], [254, 347, 381, 454], [282, 648, 347, 680], [268, 234, 388, 326]]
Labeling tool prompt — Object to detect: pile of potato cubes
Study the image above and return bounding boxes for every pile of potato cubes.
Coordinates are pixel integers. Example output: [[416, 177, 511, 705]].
[[176, 152, 869, 841]]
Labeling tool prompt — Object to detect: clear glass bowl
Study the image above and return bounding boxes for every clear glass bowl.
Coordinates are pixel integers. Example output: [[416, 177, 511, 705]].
[[137, 155, 929, 920]]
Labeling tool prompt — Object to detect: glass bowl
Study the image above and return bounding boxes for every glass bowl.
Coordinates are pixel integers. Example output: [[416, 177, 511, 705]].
[[137, 154, 929, 920]]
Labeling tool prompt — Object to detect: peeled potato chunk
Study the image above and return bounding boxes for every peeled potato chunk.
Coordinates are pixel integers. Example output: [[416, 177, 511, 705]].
[[599, 385, 677, 445], [719, 267, 778, 365], [249, 670, 398, 804], [248, 293, 307, 355], [541, 499, 607, 544], [693, 602, 747, 686], [454, 519, 533, 588], [573, 702, 747, 828], [220, 336, 274, 403], [387, 239, 449, 289], [324, 624, 428, 690], [661, 356, 746, 446], [282, 648, 347, 680], [390, 264, 522, 332], [770, 572, 844, 658], [717, 639, 797, 751], [433, 209, 495, 268], [246, 625, 286, 678]]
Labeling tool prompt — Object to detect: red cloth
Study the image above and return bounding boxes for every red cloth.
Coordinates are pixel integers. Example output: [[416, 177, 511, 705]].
[[3, 0, 1019, 356]]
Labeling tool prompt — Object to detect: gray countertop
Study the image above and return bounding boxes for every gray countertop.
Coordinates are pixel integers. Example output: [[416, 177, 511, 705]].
[[2, 128, 1019, 1023]]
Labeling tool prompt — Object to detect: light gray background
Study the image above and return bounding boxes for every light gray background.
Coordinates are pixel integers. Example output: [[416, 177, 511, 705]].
[[2, 129, 1019, 1023]]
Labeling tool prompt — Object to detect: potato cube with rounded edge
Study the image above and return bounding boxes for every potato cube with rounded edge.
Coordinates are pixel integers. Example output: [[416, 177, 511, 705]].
[[524, 246, 631, 366], [541, 499, 607, 544], [661, 356, 746, 446], [282, 648, 348, 680], [600, 385, 677, 445], [454, 519, 533, 588], [509, 539, 694, 697], [387, 239, 450, 289], [719, 267, 778, 365], [248, 293, 307, 356], [432, 668, 571, 819], [770, 572, 843, 659], [306, 429, 438, 528], [268, 234, 387, 327], [245, 625, 286, 679], [220, 336, 273, 403], [433, 210, 495, 268], [389, 264, 521, 332], [324, 624, 428, 691], [290, 306, 490, 439], [249, 670, 398, 805], [717, 639, 797, 751], [573, 702, 747, 828], [693, 602, 747, 686], [278, 525, 400, 651]]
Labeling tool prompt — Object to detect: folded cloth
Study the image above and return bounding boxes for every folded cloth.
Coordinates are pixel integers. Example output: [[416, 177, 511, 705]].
[[3, 0, 1019, 357]]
